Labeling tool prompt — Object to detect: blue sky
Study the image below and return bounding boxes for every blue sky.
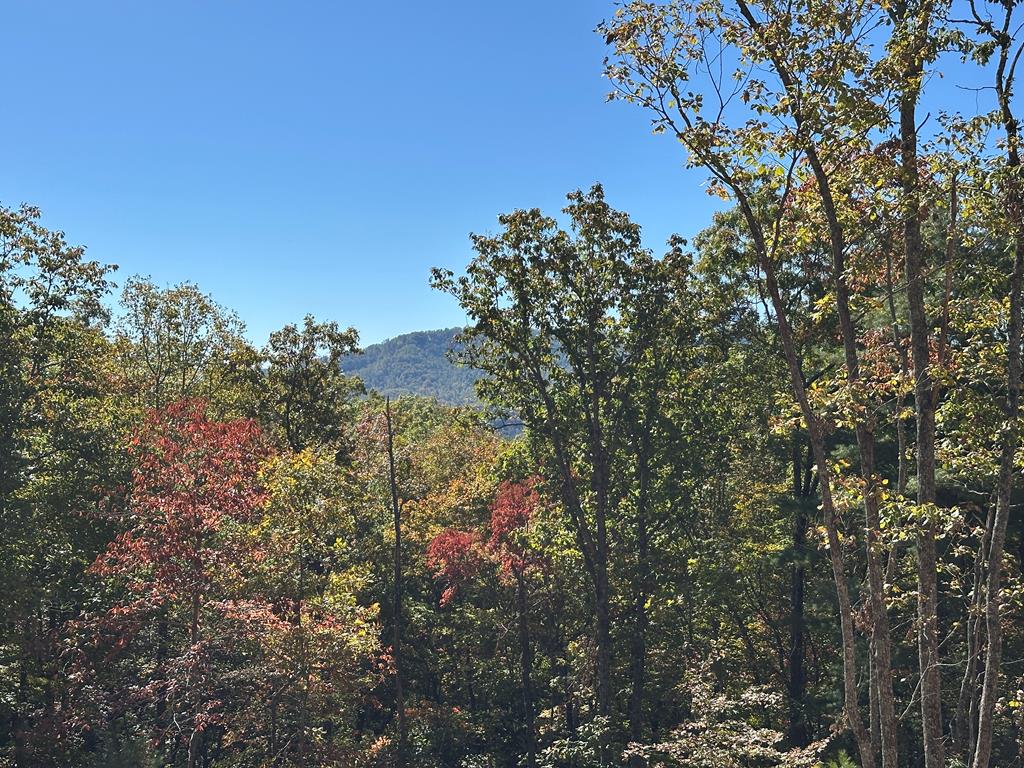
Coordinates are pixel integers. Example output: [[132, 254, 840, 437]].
[[1, 1, 714, 345], [2, 3, 994, 346]]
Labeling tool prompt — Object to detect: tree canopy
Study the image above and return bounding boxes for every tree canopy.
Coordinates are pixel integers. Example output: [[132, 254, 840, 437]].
[[4, 2, 1024, 766]]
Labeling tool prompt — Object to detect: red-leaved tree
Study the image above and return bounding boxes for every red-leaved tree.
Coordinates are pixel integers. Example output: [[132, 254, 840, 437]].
[[75, 400, 268, 767], [426, 477, 543, 766]]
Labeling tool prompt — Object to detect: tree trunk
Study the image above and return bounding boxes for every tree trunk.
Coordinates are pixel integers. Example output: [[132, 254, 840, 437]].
[[974, 240, 1022, 768], [516, 571, 537, 768], [188, 729, 201, 768], [974, 59, 1023, 759], [726, 18, 901, 760], [629, 427, 654, 765], [587, 375, 614, 765], [755, 244, 876, 768], [787, 437, 810, 747], [953, 534, 984, 757], [900, 87, 946, 768], [595, 554, 612, 718], [385, 398, 407, 767]]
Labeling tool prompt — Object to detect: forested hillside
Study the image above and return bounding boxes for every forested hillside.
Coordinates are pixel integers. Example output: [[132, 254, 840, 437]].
[[4, 2, 1024, 768], [342, 328, 478, 405]]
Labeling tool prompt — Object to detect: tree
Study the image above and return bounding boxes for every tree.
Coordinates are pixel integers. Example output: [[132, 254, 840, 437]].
[[384, 398, 407, 767], [216, 448, 381, 767], [0, 203, 121, 766], [261, 315, 363, 455], [955, 5, 1024, 765], [599, 3, 962, 763], [115, 277, 251, 414], [82, 400, 268, 767], [427, 477, 546, 767], [433, 184, 689, 759]]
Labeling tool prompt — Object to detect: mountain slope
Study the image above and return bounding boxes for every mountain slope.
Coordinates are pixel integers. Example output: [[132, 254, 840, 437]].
[[342, 327, 479, 405]]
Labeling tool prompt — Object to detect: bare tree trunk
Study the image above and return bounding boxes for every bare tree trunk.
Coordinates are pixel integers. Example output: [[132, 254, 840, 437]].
[[385, 398, 407, 767], [595, 554, 612, 718], [900, 86, 946, 768], [974, 232, 1022, 768], [188, 729, 201, 768], [885, 247, 911, 500], [869, 649, 882, 759], [953, 527, 985, 757], [586, 371, 614, 766], [516, 571, 537, 768], [974, 37, 1023, 759]]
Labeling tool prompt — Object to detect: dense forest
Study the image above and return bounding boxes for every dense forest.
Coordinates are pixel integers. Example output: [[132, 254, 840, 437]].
[[340, 329, 478, 406], [4, 1, 1024, 767]]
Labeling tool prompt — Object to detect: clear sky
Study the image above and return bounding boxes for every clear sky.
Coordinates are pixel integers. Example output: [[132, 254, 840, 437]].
[[2, 3, 993, 346], [1, 1, 718, 345]]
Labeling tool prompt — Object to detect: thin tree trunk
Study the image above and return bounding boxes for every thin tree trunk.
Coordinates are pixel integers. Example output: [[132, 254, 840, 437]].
[[385, 398, 407, 767], [595, 555, 612, 719], [885, 247, 911, 499], [796, 129, 901, 768], [787, 436, 810, 747], [756, 245, 876, 768], [13, 612, 30, 768], [880, 248, 908, 765], [188, 729, 201, 768], [516, 571, 537, 768], [666, 68, 875, 759], [973, 39, 1023, 759], [629, 426, 653, 766], [730, 9, 902, 759], [586, 366, 614, 764], [900, 86, 946, 768], [974, 234, 1022, 768], [953, 525, 985, 757]]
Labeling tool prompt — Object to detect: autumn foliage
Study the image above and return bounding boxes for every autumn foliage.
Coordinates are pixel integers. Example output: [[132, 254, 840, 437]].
[[427, 477, 541, 606], [91, 399, 268, 612]]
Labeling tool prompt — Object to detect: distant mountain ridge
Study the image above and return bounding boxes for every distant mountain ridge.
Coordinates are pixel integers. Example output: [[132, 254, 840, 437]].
[[342, 327, 480, 405]]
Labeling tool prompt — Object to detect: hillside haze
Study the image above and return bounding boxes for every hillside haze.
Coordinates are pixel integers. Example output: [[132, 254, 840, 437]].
[[342, 327, 479, 405]]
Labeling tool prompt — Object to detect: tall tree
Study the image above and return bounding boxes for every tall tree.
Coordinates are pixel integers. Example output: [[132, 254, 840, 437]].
[[115, 277, 249, 413], [384, 398, 407, 767], [960, 2, 1024, 763], [433, 184, 688, 759], [0, 204, 119, 766], [261, 315, 363, 455], [85, 401, 268, 768]]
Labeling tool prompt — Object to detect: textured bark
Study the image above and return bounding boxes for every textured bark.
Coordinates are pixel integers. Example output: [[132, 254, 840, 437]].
[[900, 88, 946, 768]]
